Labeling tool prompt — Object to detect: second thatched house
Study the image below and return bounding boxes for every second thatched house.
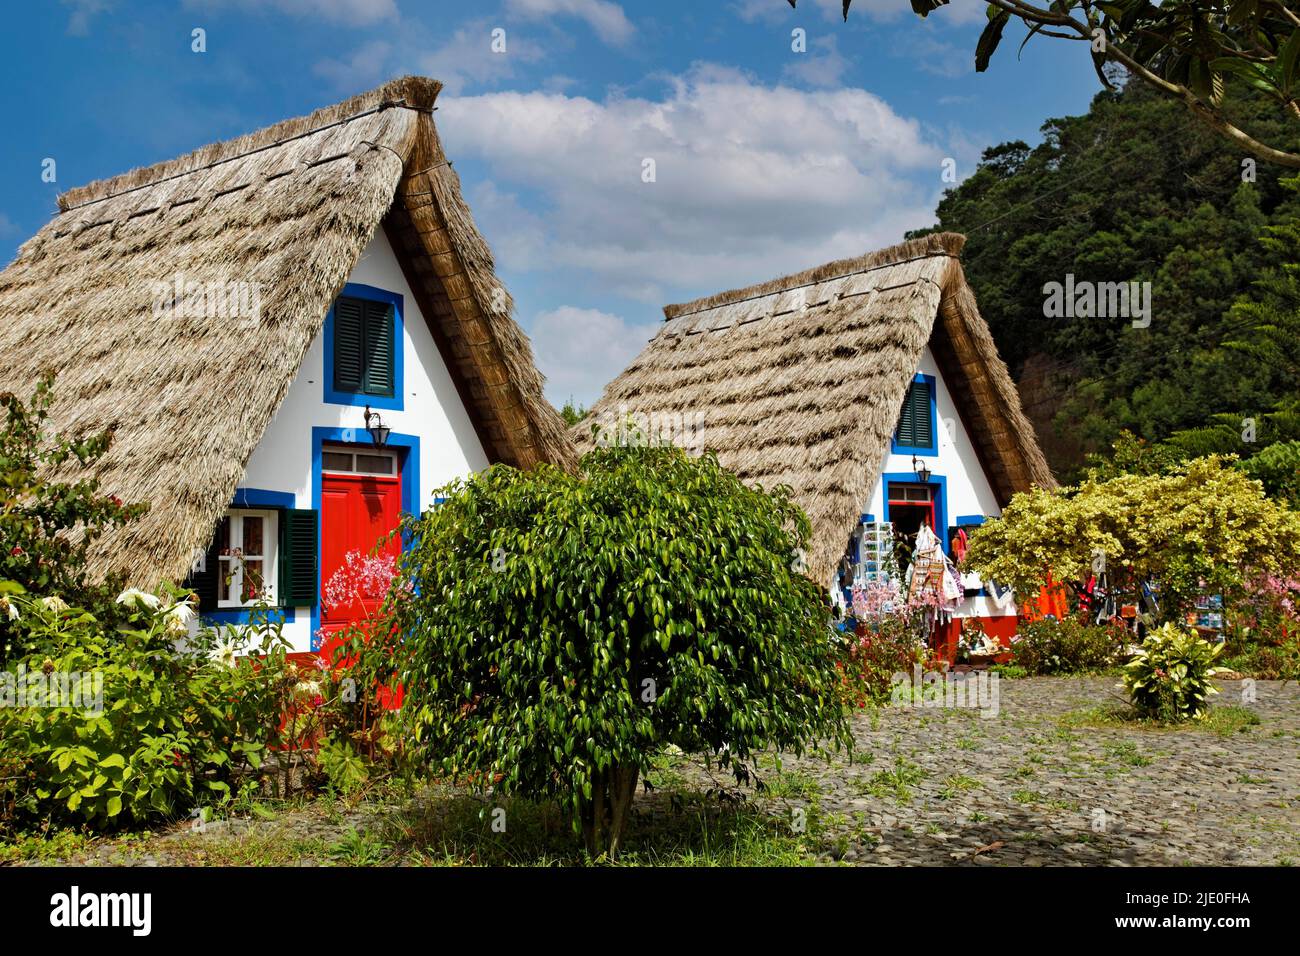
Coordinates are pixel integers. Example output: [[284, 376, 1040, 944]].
[[575, 233, 1055, 654], [0, 76, 574, 658]]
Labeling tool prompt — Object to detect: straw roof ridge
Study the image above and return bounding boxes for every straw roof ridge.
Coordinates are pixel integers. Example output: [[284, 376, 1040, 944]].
[[576, 232, 1053, 584], [0, 76, 575, 587], [663, 232, 966, 320], [58, 77, 442, 213]]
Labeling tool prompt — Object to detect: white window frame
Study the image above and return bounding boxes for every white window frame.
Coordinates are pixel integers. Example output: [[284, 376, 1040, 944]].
[[217, 509, 279, 609], [321, 446, 398, 477]]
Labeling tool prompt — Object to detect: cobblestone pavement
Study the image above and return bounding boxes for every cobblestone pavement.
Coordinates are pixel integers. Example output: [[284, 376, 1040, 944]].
[[18, 677, 1298, 867], [670, 677, 1300, 866]]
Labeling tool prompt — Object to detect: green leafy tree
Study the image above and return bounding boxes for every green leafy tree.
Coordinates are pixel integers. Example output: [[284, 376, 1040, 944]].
[[556, 398, 588, 427], [351, 439, 851, 858], [963, 455, 1300, 618], [909, 79, 1298, 475], [0, 376, 147, 666]]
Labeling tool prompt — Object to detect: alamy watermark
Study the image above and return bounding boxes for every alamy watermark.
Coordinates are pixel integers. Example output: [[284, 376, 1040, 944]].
[[1, 664, 104, 715], [890, 665, 999, 718], [1042, 274, 1152, 329], [592, 404, 706, 456], [151, 272, 262, 326]]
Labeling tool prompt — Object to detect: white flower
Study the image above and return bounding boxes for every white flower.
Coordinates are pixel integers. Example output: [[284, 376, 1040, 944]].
[[163, 602, 197, 637], [293, 680, 323, 699], [40, 595, 69, 614], [208, 638, 239, 669], [115, 588, 161, 610], [0, 596, 17, 621]]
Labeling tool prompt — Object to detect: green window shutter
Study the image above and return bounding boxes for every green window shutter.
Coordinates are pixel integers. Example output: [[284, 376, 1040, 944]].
[[895, 380, 933, 448], [332, 296, 395, 397], [185, 531, 221, 613], [362, 300, 395, 397], [279, 509, 319, 606], [333, 297, 365, 393]]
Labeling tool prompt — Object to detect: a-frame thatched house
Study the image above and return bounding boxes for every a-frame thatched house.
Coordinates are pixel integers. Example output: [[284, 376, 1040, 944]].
[[0, 76, 574, 656], [575, 233, 1054, 650]]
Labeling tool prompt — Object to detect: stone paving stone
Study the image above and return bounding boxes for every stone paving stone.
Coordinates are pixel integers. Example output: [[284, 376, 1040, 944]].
[[672, 676, 1300, 866]]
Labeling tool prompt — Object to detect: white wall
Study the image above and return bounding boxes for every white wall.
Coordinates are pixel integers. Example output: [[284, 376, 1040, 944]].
[[859, 346, 1014, 618], [230, 229, 489, 650]]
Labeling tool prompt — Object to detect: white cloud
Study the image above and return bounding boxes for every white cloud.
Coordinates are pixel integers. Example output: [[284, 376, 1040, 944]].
[[782, 34, 851, 87], [0, 212, 18, 238], [182, 0, 398, 26], [61, 0, 110, 36], [409, 21, 546, 95], [312, 39, 393, 91], [439, 63, 942, 303], [530, 306, 659, 407], [505, 0, 634, 46]]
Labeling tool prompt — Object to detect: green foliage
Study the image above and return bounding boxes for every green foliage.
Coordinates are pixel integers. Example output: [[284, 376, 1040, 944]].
[[1123, 624, 1229, 721], [964, 455, 1300, 619], [350, 440, 851, 857], [908, 80, 1297, 476], [1240, 440, 1300, 506], [1010, 617, 1126, 676], [0, 376, 147, 666], [317, 738, 369, 795], [557, 399, 588, 427], [0, 590, 289, 828], [835, 618, 926, 706]]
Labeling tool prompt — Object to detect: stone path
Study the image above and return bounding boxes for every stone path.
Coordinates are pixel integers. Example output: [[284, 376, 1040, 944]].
[[672, 676, 1300, 866], [15, 677, 1298, 866]]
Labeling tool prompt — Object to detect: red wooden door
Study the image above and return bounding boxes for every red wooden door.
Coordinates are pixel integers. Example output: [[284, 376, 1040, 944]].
[[318, 470, 401, 661]]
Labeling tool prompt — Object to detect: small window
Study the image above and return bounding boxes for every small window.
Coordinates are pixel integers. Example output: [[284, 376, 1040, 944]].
[[322, 447, 397, 476], [217, 510, 278, 608], [332, 295, 394, 398], [894, 378, 934, 450]]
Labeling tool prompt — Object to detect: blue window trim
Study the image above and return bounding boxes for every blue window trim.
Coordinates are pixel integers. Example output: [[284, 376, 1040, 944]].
[[954, 514, 986, 526], [231, 487, 297, 509], [202, 607, 296, 626], [310, 426, 420, 651], [882, 471, 949, 555], [891, 372, 938, 456], [323, 282, 405, 411], [201, 487, 301, 625]]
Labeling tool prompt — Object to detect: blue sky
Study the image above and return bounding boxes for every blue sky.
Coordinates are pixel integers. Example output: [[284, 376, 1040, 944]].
[[1, 0, 1102, 406]]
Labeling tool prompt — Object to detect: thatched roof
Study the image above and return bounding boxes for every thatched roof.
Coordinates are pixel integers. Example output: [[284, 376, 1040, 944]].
[[573, 232, 1055, 583], [0, 76, 575, 587]]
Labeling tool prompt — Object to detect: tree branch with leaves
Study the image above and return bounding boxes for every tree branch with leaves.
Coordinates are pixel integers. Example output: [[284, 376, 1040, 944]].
[[790, 0, 1300, 168]]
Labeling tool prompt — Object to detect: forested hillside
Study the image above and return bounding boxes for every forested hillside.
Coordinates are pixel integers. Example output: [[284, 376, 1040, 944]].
[[910, 81, 1300, 481]]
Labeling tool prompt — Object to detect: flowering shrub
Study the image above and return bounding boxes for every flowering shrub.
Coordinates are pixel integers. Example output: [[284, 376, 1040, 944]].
[[836, 579, 930, 704], [0, 377, 146, 668], [1123, 623, 1229, 721], [0, 585, 290, 829], [321, 550, 401, 616], [1009, 617, 1127, 675], [1221, 574, 1300, 680]]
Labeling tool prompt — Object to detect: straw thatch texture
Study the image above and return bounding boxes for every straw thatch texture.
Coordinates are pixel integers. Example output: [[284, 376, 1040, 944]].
[[0, 76, 574, 587], [574, 233, 1054, 584]]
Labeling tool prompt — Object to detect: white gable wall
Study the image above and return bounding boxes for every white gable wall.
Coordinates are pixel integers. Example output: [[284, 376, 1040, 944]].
[[225, 229, 489, 651], [858, 346, 1013, 618]]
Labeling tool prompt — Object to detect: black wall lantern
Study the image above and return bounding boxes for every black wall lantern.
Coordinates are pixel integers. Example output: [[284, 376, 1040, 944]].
[[363, 405, 391, 449], [911, 454, 932, 484]]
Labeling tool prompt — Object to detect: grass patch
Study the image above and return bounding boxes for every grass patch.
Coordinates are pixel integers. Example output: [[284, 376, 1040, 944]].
[[386, 787, 822, 866], [856, 756, 928, 804], [1059, 704, 1262, 736], [937, 774, 981, 800]]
